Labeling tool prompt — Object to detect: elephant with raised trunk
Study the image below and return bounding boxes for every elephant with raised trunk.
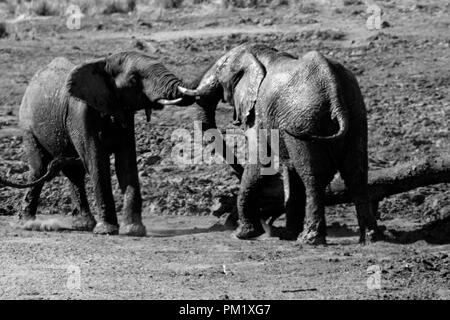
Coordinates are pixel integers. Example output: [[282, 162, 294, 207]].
[[9, 52, 183, 236], [178, 44, 382, 244]]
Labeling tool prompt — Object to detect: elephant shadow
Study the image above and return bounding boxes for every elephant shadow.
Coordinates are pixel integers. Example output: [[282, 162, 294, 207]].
[[309, 218, 450, 244], [384, 216, 450, 245], [326, 222, 359, 238], [145, 216, 450, 245], [146, 221, 234, 238], [145, 221, 360, 239]]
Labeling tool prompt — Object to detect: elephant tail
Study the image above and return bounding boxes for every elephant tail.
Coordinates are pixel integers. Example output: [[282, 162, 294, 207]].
[[285, 65, 349, 141], [284, 108, 348, 141], [0, 157, 80, 189]]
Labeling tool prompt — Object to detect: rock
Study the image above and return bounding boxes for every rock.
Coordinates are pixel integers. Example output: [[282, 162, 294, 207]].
[[260, 18, 274, 26], [143, 155, 162, 166], [138, 20, 153, 29], [132, 39, 147, 51], [351, 10, 364, 16]]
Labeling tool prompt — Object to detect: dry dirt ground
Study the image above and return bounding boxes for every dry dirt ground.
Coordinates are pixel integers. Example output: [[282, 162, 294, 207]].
[[0, 0, 449, 299]]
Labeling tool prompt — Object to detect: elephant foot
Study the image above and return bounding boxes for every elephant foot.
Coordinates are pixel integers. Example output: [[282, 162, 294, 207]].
[[234, 221, 265, 240], [93, 221, 119, 235], [120, 223, 147, 237], [301, 231, 327, 245], [71, 215, 96, 231]]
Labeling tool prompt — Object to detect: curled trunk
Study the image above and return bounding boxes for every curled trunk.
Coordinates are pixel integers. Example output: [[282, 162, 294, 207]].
[[186, 75, 244, 178]]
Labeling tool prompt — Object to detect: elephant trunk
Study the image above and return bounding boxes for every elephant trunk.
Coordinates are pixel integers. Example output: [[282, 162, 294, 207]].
[[154, 77, 196, 107], [177, 60, 222, 101], [195, 106, 243, 179], [192, 91, 243, 180], [195, 105, 217, 131], [131, 60, 192, 108], [140, 72, 189, 122], [142, 71, 183, 101]]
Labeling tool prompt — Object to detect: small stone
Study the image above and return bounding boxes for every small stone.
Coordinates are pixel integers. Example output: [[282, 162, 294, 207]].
[[132, 39, 147, 51], [139, 20, 152, 28], [260, 18, 274, 26]]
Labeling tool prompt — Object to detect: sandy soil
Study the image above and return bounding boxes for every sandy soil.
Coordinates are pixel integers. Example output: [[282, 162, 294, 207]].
[[0, 0, 449, 299]]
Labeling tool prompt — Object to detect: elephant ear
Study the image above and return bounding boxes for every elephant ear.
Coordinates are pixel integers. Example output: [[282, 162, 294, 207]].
[[66, 59, 121, 117], [229, 52, 265, 126]]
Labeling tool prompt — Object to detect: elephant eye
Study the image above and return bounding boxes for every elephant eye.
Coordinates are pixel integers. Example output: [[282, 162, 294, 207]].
[[128, 72, 140, 86], [129, 76, 137, 85]]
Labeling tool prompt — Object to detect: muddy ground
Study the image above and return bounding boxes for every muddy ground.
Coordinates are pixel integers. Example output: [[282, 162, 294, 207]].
[[0, 0, 449, 299]]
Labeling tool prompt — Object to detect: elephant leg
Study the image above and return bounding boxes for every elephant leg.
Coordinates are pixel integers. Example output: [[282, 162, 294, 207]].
[[339, 163, 382, 244], [298, 174, 328, 245], [234, 164, 265, 239], [20, 133, 50, 221], [279, 165, 306, 241], [285, 137, 334, 245], [82, 144, 118, 235], [62, 164, 96, 231], [114, 124, 146, 237]]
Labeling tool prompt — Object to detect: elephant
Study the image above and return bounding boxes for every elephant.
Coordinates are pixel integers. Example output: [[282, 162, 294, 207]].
[[4, 52, 184, 236], [177, 43, 383, 244]]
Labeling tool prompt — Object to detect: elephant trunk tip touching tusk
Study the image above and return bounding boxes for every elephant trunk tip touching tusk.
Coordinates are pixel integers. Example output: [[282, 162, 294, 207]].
[[178, 86, 198, 97], [157, 98, 183, 105]]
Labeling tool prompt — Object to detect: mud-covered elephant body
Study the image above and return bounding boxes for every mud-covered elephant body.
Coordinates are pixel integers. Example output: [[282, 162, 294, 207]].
[[14, 52, 183, 236], [179, 44, 382, 244]]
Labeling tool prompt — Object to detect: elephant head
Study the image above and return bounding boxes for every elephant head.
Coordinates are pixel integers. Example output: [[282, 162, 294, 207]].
[[178, 44, 267, 129], [66, 51, 185, 126]]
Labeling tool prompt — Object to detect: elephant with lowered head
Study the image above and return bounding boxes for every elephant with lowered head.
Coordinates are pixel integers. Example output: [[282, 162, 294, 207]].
[[178, 44, 382, 244], [8, 51, 184, 236]]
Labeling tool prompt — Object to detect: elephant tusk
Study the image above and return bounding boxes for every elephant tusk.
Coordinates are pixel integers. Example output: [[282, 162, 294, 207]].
[[157, 98, 183, 105], [178, 86, 199, 97]]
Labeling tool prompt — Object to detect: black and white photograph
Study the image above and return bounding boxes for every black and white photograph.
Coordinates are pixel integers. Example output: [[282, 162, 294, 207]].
[[0, 0, 449, 303]]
